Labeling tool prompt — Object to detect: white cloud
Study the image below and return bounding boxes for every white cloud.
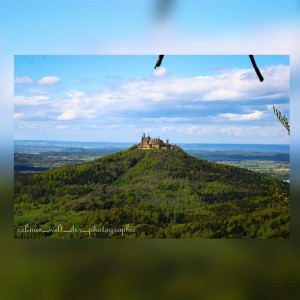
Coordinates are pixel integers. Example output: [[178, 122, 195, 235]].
[[141, 117, 189, 123], [14, 112, 24, 120], [203, 89, 240, 101], [65, 90, 85, 98], [14, 64, 289, 144], [185, 126, 201, 134], [15, 95, 50, 106], [34, 65, 283, 127], [57, 110, 77, 120], [38, 76, 61, 85], [267, 103, 289, 112], [219, 110, 264, 121], [107, 124, 121, 129], [253, 93, 286, 100], [175, 124, 288, 141], [26, 88, 49, 94], [152, 67, 168, 77], [56, 125, 69, 129], [95, 65, 289, 110], [55, 90, 97, 121], [15, 76, 34, 84], [162, 126, 175, 133]]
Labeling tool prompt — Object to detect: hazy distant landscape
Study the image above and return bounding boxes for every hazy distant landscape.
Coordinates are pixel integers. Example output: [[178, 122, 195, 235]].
[[14, 140, 290, 182]]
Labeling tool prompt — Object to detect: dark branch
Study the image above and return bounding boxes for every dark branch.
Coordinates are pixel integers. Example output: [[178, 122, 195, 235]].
[[154, 55, 164, 69], [249, 55, 264, 82], [273, 106, 290, 135]]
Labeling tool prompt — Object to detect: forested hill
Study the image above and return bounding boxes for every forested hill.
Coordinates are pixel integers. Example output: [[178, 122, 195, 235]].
[[14, 146, 289, 238]]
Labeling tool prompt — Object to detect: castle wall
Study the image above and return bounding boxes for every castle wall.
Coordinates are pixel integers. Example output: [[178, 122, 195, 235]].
[[139, 134, 175, 150]]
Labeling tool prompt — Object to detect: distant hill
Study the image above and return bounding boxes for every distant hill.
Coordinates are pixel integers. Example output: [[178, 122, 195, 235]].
[[14, 146, 289, 238]]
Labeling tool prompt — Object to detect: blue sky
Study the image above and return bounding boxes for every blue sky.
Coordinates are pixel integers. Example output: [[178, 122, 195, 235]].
[[14, 55, 289, 143], [0, 0, 297, 144], [1, 1, 299, 56]]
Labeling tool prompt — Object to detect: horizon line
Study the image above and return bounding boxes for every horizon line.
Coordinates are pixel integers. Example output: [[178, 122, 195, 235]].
[[14, 139, 289, 146]]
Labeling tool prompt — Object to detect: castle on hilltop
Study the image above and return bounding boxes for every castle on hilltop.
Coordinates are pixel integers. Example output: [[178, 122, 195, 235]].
[[138, 133, 176, 150]]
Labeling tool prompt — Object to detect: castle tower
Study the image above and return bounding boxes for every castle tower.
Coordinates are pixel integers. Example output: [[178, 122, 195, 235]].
[[139, 133, 175, 150]]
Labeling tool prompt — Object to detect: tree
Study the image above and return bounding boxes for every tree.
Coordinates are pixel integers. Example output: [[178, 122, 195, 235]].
[[273, 106, 290, 135]]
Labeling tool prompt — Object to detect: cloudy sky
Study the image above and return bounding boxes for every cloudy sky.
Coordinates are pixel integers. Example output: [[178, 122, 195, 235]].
[[14, 55, 289, 144]]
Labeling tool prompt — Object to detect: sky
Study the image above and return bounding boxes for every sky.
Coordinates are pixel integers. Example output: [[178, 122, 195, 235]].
[[1, 0, 300, 250], [0, 0, 297, 145], [14, 55, 289, 144]]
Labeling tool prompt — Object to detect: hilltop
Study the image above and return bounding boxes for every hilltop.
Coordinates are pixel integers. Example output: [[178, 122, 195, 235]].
[[14, 147, 289, 238]]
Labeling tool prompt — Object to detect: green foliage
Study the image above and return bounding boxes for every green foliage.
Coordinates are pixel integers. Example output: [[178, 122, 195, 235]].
[[14, 147, 289, 238], [273, 106, 290, 135]]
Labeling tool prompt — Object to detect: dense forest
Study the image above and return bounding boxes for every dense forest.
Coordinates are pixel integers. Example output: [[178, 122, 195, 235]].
[[14, 146, 289, 238]]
